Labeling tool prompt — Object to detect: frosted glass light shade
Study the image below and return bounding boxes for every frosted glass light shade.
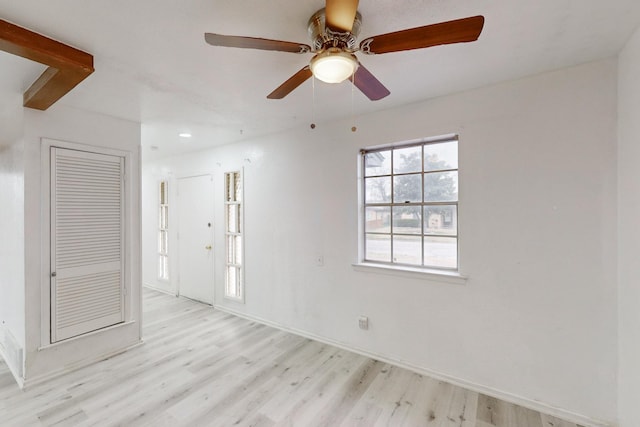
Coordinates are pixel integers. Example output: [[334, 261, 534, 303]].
[[310, 49, 358, 84]]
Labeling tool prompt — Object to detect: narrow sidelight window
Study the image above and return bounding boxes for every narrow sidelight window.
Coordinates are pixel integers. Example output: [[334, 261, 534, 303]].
[[224, 171, 244, 300], [158, 181, 169, 280]]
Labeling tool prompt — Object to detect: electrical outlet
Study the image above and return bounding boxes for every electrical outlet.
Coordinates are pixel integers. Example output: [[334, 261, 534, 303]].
[[358, 316, 369, 330]]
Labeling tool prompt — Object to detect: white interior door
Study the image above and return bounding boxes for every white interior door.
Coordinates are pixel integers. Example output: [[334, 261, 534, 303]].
[[50, 147, 125, 342], [178, 175, 214, 304]]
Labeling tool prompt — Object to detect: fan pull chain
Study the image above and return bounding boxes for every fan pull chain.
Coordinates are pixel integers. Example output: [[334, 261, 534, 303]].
[[310, 75, 316, 129], [351, 73, 357, 132]]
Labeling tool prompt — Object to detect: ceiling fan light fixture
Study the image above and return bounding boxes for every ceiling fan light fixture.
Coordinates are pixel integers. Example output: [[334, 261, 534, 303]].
[[310, 48, 358, 84]]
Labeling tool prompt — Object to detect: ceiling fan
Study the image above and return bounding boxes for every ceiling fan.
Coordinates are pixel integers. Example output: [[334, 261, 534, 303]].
[[204, 0, 484, 101]]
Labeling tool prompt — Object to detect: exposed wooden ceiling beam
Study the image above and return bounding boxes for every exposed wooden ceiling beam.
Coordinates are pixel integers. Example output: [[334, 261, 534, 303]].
[[0, 19, 94, 110]]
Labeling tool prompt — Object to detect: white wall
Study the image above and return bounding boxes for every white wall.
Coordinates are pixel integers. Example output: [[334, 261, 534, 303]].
[[21, 105, 142, 384], [618, 25, 640, 427], [143, 59, 618, 424], [0, 93, 26, 378]]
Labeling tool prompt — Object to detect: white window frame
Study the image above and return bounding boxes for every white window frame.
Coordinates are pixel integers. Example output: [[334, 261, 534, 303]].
[[158, 180, 169, 281], [358, 134, 461, 274], [224, 170, 244, 302]]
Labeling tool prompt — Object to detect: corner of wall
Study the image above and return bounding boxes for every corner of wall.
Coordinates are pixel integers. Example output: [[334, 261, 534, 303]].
[[617, 23, 640, 427], [20, 105, 143, 383], [0, 120, 26, 389], [0, 325, 24, 383]]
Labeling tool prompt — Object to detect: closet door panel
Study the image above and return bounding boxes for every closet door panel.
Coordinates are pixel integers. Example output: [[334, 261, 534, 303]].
[[51, 147, 125, 343]]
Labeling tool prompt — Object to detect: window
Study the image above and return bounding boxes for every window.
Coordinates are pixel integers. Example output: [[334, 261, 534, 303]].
[[158, 181, 169, 280], [224, 171, 244, 300], [361, 136, 459, 270]]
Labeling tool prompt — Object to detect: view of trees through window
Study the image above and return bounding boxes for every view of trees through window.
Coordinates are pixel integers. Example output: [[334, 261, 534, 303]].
[[362, 137, 458, 269]]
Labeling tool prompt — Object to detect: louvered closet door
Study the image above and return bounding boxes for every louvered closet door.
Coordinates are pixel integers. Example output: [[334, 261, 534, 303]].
[[51, 147, 125, 343]]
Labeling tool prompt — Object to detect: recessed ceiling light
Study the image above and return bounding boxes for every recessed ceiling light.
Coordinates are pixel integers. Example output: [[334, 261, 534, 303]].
[[179, 132, 192, 138]]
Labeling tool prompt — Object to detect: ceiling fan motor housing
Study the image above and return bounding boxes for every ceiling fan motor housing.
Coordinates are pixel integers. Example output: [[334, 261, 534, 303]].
[[204, 3, 484, 101], [308, 8, 362, 51]]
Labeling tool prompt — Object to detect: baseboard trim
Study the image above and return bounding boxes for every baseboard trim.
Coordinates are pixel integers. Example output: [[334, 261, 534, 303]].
[[143, 282, 176, 297], [21, 340, 144, 390], [214, 304, 612, 427]]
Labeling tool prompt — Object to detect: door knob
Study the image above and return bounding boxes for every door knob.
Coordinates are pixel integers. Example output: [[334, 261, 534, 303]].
[[205, 245, 212, 250]]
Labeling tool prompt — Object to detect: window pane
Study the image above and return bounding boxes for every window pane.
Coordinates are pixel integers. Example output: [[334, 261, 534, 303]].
[[234, 172, 242, 202], [160, 181, 167, 205], [227, 204, 238, 233], [227, 236, 234, 264], [158, 230, 168, 254], [392, 235, 422, 265], [365, 207, 390, 233], [159, 255, 168, 280], [393, 173, 422, 203], [226, 266, 237, 296], [425, 141, 458, 171], [365, 234, 391, 262], [235, 236, 242, 264], [227, 235, 242, 264], [159, 205, 168, 229], [424, 237, 457, 269], [393, 146, 422, 174], [225, 173, 233, 202], [365, 150, 391, 176], [392, 206, 421, 234], [424, 205, 457, 236], [424, 171, 458, 202], [365, 176, 391, 203], [226, 266, 242, 298]]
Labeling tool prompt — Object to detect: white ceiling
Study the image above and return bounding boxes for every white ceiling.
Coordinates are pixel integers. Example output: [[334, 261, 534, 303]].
[[1, 0, 639, 160]]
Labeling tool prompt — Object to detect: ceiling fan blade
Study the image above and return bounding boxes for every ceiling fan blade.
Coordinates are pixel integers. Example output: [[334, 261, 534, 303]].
[[360, 15, 484, 55], [267, 66, 313, 99], [205, 33, 311, 54], [325, 0, 359, 32], [351, 63, 390, 101]]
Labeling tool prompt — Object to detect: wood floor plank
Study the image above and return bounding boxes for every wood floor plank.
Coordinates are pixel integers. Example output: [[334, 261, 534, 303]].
[[306, 358, 386, 427], [341, 364, 410, 426], [478, 393, 549, 427], [261, 350, 361, 423], [542, 413, 585, 427], [219, 343, 343, 426], [0, 288, 584, 427]]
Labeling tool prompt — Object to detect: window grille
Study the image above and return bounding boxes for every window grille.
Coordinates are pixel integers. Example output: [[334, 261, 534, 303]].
[[361, 136, 459, 270], [158, 181, 169, 280], [224, 171, 244, 300]]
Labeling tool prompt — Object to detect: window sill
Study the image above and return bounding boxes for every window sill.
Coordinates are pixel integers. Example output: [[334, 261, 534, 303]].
[[352, 262, 467, 285]]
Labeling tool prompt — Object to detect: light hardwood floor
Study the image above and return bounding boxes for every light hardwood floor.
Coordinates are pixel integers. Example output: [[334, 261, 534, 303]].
[[0, 288, 584, 427]]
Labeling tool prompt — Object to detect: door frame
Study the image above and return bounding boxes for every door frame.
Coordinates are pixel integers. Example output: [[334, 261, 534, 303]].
[[39, 138, 134, 347], [176, 174, 215, 305]]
